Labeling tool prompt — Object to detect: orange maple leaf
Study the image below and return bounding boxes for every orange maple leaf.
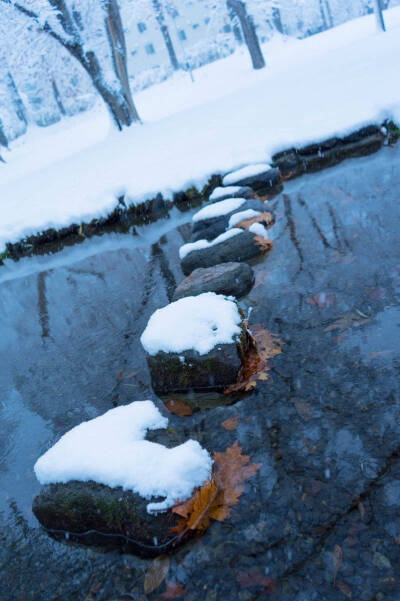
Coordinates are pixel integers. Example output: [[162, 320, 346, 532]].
[[171, 442, 261, 537], [236, 211, 275, 230]]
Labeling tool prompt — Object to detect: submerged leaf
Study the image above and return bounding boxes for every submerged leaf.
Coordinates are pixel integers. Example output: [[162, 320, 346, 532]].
[[164, 399, 194, 417], [144, 557, 170, 595]]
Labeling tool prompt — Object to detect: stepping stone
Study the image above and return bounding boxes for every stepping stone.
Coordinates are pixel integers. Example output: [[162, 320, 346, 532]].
[[173, 262, 255, 301], [140, 293, 251, 394], [180, 229, 272, 276], [209, 185, 255, 202], [191, 197, 266, 242], [33, 401, 212, 556], [223, 163, 281, 194]]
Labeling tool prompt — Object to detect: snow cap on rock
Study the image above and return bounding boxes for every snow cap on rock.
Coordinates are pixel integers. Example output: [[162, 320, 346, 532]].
[[34, 400, 212, 513], [140, 292, 243, 356]]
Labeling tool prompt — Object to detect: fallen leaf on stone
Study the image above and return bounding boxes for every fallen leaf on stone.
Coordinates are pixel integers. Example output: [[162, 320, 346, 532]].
[[221, 417, 239, 430], [144, 557, 170, 595], [237, 570, 276, 593], [332, 544, 343, 584], [171, 442, 261, 537], [224, 325, 282, 394], [236, 211, 274, 230], [158, 581, 186, 600], [164, 399, 194, 417], [254, 235, 273, 253], [337, 580, 352, 598]]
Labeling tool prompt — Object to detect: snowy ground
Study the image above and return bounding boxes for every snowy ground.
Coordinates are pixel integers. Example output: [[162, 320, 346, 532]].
[[1, 8, 400, 252]]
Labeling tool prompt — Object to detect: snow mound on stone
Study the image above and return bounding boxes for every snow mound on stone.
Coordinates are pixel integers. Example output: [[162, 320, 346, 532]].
[[192, 197, 246, 222], [209, 186, 245, 202], [228, 209, 261, 228], [34, 400, 212, 514], [223, 163, 272, 185], [249, 222, 270, 239], [179, 228, 241, 260], [140, 292, 242, 356]]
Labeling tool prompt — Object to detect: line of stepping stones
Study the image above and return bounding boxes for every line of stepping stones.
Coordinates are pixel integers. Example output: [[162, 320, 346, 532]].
[[32, 163, 280, 558], [142, 163, 279, 395]]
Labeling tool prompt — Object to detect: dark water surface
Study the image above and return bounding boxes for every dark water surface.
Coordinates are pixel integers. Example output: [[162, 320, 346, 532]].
[[1, 146, 400, 600]]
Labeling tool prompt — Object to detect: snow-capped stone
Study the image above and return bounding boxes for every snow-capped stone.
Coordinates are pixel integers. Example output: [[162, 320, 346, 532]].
[[191, 198, 266, 242], [249, 222, 271, 239], [228, 209, 261, 228], [223, 164, 281, 193], [34, 400, 212, 514], [181, 229, 269, 276], [180, 229, 241, 260], [192, 197, 246, 223], [209, 185, 254, 202], [141, 293, 250, 394]]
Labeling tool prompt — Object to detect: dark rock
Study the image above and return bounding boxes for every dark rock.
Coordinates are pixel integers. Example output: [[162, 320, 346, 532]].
[[173, 262, 255, 301], [33, 481, 179, 558], [181, 230, 270, 276], [191, 198, 267, 242], [146, 322, 250, 394], [223, 166, 281, 195], [272, 129, 385, 179], [208, 185, 255, 202]]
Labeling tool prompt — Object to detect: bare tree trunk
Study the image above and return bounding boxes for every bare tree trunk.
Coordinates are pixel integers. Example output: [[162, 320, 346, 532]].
[[6, 72, 27, 125], [319, 0, 333, 29], [227, 0, 265, 70], [104, 0, 141, 124], [4, 0, 141, 129], [373, 0, 386, 31], [151, 0, 179, 70], [272, 7, 283, 34], [51, 77, 66, 116]]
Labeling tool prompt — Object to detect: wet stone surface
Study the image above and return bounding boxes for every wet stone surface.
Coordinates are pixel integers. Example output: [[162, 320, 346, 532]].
[[1, 145, 400, 600]]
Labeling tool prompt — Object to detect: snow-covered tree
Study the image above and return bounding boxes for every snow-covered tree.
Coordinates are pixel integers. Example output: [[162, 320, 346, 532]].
[[0, 0, 140, 129]]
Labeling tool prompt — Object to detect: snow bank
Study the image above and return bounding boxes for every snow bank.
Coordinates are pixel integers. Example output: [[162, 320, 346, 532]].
[[140, 292, 242, 356], [179, 228, 241, 260], [34, 400, 212, 513], [192, 197, 246, 223], [209, 186, 245, 202], [223, 163, 272, 186], [249, 222, 270, 239], [2, 7, 400, 251], [228, 209, 261, 228]]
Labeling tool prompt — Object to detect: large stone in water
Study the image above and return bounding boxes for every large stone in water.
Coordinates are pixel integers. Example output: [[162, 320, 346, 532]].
[[191, 198, 266, 242], [181, 230, 270, 276], [173, 262, 254, 301], [32, 481, 179, 557]]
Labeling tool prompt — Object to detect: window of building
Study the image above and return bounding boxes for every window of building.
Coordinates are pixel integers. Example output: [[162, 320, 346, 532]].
[[145, 43, 155, 55], [204, 17, 211, 25], [137, 22, 147, 33], [192, 23, 199, 30], [178, 29, 187, 41], [223, 24, 232, 33]]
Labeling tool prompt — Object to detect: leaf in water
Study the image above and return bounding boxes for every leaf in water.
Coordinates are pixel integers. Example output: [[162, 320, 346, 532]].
[[237, 570, 276, 593], [158, 581, 186, 600], [306, 293, 337, 308], [117, 370, 124, 381], [254, 235, 273, 253], [171, 442, 261, 537], [324, 311, 370, 333], [224, 326, 282, 394], [332, 544, 343, 584], [221, 417, 239, 430], [337, 580, 353, 598], [294, 400, 313, 420], [164, 399, 194, 417], [144, 557, 170, 595], [358, 501, 365, 520]]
